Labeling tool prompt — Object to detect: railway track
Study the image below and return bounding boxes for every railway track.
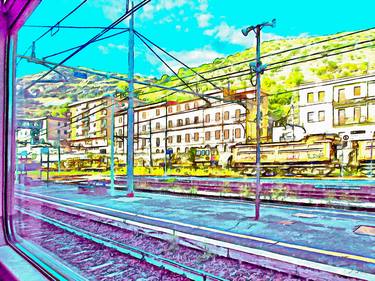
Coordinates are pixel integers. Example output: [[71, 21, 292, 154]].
[[15, 194, 304, 281]]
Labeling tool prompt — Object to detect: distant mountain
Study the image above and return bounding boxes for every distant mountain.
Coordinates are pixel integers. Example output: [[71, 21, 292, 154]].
[[17, 29, 375, 120]]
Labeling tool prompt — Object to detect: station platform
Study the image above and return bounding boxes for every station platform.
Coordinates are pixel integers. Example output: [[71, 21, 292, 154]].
[[16, 183, 375, 279]]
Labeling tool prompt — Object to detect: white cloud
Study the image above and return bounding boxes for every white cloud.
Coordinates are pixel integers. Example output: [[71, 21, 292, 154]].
[[196, 13, 212, 28], [205, 22, 282, 48], [198, 0, 208, 12], [92, 0, 125, 21], [146, 45, 224, 74], [140, 0, 192, 20], [98, 43, 128, 55], [98, 45, 109, 54], [176, 25, 182, 31]]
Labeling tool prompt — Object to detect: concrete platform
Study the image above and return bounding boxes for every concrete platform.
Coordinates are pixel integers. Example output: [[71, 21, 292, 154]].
[[16, 183, 375, 279]]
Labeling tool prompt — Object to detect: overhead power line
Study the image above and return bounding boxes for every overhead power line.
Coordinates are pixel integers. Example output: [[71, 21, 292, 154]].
[[17, 0, 88, 65], [137, 38, 375, 97], [23, 0, 151, 91], [23, 24, 129, 30], [43, 29, 129, 60], [135, 26, 375, 90]]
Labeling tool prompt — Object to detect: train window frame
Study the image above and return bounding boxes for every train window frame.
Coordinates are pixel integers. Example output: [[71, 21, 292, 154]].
[[1, 1, 80, 279]]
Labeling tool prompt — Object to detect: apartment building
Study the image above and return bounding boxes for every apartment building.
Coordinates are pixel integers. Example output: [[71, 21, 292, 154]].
[[68, 96, 113, 154], [114, 88, 268, 166], [299, 74, 375, 140]]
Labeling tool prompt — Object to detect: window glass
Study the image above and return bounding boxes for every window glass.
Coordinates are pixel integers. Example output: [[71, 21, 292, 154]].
[[9, 1, 375, 280]]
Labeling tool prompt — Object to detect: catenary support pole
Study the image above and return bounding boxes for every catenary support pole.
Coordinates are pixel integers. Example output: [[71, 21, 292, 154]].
[[110, 93, 115, 193], [126, 2, 135, 197], [242, 19, 275, 220]]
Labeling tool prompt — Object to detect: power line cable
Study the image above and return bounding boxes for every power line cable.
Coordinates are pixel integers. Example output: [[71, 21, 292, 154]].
[[43, 29, 129, 60], [23, 0, 151, 91], [135, 26, 375, 91], [17, 0, 88, 65]]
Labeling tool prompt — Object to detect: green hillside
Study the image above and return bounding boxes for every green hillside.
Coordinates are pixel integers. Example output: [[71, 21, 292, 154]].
[[17, 29, 375, 120]]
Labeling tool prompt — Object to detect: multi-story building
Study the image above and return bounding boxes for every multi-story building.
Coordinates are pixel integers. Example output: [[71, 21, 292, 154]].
[[298, 74, 375, 162], [16, 116, 69, 159], [299, 74, 375, 139], [68, 96, 113, 154], [114, 88, 268, 166]]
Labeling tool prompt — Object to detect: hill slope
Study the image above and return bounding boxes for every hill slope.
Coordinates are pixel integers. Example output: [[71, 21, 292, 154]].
[[17, 29, 375, 120]]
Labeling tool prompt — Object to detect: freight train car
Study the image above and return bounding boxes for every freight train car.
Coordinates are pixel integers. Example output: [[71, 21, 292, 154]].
[[354, 138, 375, 175], [230, 134, 341, 176]]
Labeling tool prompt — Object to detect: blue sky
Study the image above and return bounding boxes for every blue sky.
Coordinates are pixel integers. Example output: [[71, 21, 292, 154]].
[[17, 0, 375, 78]]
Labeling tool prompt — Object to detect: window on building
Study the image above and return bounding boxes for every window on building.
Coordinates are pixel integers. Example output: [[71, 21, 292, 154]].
[[338, 109, 346, 125], [224, 111, 230, 120], [185, 103, 190, 110], [318, 111, 325, 122], [168, 120, 173, 128], [168, 136, 173, 143], [205, 114, 210, 123], [177, 119, 183, 126], [307, 92, 314, 103], [168, 107, 173, 113], [177, 135, 182, 143], [156, 122, 160, 129], [354, 86, 361, 97], [142, 112, 147, 119], [142, 139, 146, 147], [215, 130, 221, 140], [354, 107, 361, 122], [194, 101, 199, 108], [185, 147, 189, 153], [119, 129, 123, 136], [194, 116, 199, 124], [176, 105, 181, 112], [338, 89, 345, 102], [318, 91, 325, 102], [185, 134, 190, 143], [235, 109, 241, 120], [185, 118, 190, 125], [156, 137, 160, 147], [156, 109, 160, 116], [235, 128, 241, 138], [194, 132, 199, 141], [215, 112, 221, 121], [119, 141, 123, 149], [142, 125, 146, 131], [307, 112, 314, 123], [205, 131, 211, 141], [224, 129, 230, 139]]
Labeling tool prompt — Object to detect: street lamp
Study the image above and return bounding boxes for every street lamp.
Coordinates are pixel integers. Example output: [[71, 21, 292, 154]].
[[242, 19, 275, 221]]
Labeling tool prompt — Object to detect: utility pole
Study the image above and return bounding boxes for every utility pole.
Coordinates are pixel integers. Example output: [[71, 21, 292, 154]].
[[57, 129, 61, 173], [110, 92, 115, 193], [126, 1, 135, 197], [164, 102, 168, 176], [242, 19, 275, 221], [149, 118, 153, 167]]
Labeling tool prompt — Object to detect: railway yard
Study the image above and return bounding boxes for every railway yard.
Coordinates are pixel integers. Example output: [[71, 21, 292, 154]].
[[14, 179, 375, 281]]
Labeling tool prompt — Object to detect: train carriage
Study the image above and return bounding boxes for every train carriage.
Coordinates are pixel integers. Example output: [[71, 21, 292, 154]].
[[230, 134, 341, 176]]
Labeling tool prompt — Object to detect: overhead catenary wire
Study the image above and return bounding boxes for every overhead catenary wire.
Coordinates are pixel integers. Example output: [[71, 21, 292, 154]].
[[134, 31, 212, 106], [136, 38, 375, 98], [43, 29, 129, 60], [23, 0, 151, 91], [134, 26, 375, 91], [17, 0, 88, 65], [134, 30, 224, 93]]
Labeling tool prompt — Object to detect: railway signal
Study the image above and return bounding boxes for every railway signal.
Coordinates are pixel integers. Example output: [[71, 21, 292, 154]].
[[242, 19, 276, 221]]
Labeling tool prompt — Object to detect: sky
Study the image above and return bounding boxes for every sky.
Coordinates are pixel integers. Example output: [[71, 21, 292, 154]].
[[17, 0, 375, 78]]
